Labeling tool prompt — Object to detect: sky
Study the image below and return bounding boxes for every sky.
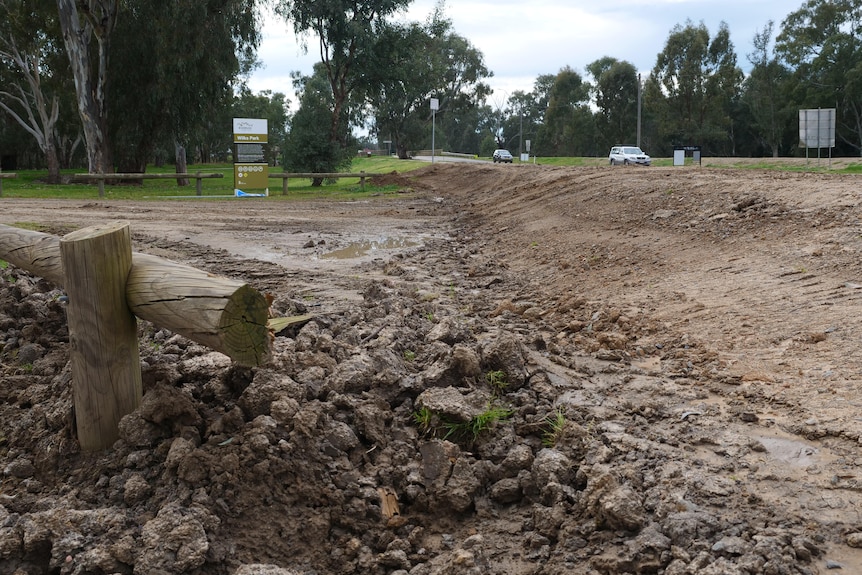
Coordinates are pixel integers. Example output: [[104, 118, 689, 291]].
[[247, 0, 806, 110]]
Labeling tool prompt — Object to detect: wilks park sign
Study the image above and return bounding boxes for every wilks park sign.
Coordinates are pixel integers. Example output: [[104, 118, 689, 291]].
[[232, 118, 269, 191]]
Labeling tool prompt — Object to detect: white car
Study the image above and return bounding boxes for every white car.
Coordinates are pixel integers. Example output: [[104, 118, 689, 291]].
[[609, 145, 651, 166], [492, 149, 513, 163]]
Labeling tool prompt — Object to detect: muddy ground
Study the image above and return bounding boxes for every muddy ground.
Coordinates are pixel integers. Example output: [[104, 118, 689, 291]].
[[3, 161, 862, 574]]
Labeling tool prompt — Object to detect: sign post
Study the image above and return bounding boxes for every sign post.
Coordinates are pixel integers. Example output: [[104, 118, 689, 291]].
[[430, 98, 439, 163], [799, 108, 836, 168], [232, 118, 269, 195]]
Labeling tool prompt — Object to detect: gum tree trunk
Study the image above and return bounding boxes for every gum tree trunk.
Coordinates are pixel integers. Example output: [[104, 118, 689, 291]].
[[56, 0, 117, 175]]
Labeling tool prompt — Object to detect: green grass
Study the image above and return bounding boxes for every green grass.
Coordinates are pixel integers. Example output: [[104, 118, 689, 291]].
[[4, 154, 858, 201], [442, 404, 513, 443], [0, 156, 428, 200], [542, 408, 568, 448]]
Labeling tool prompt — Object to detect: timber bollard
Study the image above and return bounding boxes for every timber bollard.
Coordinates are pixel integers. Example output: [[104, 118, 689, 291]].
[[0, 221, 273, 451], [60, 222, 142, 451]]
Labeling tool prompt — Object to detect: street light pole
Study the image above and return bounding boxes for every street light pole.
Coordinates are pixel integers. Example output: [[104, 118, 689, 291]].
[[519, 112, 523, 158], [430, 98, 439, 163], [637, 74, 642, 149]]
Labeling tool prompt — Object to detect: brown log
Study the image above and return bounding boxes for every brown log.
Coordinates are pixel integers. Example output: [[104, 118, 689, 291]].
[[60, 222, 141, 451], [0, 223, 271, 366], [0, 224, 64, 284], [126, 254, 271, 366]]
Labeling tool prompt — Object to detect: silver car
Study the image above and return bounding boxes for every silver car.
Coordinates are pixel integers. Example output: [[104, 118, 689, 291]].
[[609, 145, 651, 166], [492, 149, 513, 163]]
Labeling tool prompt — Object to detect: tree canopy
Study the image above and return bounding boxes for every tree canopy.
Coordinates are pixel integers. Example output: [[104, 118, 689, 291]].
[[7, 0, 862, 177]]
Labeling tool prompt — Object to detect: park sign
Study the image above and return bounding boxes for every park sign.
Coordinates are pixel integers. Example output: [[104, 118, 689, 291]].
[[232, 118, 268, 191], [233, 118, 268, 143]]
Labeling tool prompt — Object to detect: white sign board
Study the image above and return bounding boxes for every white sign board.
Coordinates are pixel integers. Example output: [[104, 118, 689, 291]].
[[799, 109, 836, 148], [232, 118, 268, 143], [430, 98, 439, 111]]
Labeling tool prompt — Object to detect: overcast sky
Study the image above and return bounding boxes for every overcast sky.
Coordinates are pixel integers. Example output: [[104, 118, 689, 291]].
[[248, 0, 805, 108]]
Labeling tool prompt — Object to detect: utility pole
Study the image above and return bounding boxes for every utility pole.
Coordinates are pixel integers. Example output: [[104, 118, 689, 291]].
[[430, 98, 439, 163], [637, 74, 642, 149]]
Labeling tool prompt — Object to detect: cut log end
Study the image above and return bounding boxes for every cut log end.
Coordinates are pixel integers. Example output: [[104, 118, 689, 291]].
[[220, 284, 272, 366]]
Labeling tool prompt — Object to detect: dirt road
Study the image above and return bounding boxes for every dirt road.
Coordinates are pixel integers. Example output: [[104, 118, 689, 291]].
[[2, 163, 862, 574]]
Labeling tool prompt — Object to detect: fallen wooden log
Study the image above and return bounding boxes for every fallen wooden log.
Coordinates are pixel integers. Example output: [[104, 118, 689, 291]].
[[0, 223, 271, 366]]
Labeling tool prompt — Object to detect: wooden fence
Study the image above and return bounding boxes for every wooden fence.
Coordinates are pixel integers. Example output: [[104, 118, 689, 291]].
[[269, 171, 367, 195], [0, 173, 17, 197], [0, 222, 271, 451], [74, 172, 224, 198]]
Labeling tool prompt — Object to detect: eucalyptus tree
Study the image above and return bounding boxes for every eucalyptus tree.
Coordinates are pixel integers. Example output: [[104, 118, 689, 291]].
[[433, 31, 492, 154], [645, 20, 743, 156], [108, 0, 261, 174], [56, 0, 118, 174], [0, 0, 74, 181], [587, 57, 639, 151], [741, 21, 794, 157], [275, 0, 411, 154], [284, 65, 351, 183], [364, 11, 491, 159], [492, 86, 548, 157], [776, 0, 862, 154], [536, 66, 594, 156]]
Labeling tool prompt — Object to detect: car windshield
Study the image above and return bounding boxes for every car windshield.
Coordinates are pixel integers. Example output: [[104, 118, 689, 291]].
[[623, 147, 643, 155]]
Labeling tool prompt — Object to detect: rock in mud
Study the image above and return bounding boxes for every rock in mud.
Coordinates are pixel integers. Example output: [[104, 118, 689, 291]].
[[137, 503, 217, 573]]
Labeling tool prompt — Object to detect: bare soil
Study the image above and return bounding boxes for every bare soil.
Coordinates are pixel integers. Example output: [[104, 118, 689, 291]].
[[3, 162, 862, 574]]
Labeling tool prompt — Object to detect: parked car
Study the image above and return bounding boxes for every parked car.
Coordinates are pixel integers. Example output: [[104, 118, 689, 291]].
[[608, 145, 651, 166], [492, 149, 513, 163]]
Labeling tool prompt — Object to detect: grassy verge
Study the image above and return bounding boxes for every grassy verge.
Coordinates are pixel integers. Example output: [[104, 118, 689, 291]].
[[3, 155, 859, 200], [0, 157, 428, 200]]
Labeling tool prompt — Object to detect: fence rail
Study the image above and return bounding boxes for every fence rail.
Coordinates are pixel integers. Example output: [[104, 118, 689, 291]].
[[268, 171, 367, 195], [0, 173, 17, 197], [74, 172, 224, 198]]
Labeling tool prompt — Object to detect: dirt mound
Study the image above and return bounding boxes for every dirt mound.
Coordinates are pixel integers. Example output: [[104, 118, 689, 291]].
[[3, 163, 862, 574]]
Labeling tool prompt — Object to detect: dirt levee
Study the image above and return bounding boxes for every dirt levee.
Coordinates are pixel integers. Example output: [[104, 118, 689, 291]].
[[2, 163, 862, 574]]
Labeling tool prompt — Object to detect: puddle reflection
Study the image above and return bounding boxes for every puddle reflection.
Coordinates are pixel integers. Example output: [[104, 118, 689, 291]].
[[321, 237, 418, 259]]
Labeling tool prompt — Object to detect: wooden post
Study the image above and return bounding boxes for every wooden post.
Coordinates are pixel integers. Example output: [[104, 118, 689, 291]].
[[98, 178, 105, 198], [282, 176, 288, 196], [195, 172, 202, 196], [60, 222, 142, 451], [360, 171, 365, 191]]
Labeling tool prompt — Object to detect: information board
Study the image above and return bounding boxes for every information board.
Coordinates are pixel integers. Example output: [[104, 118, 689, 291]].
[[232, 118, 268, 191]]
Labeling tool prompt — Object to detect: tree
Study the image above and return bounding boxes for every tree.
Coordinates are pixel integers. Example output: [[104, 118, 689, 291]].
[[587, 57, 639, 151], [108, 0, 262, 175], [365, 11, 491, 159], [275, 0, 411, 154], [56, 0, 118, 174], [741, 22, 794, 157], [646, 21, 743, 156], [0, 0, 68, 182], [776, 0, 862, 155], [283, 65, 351, 183], [536, 66, 593, 156]]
